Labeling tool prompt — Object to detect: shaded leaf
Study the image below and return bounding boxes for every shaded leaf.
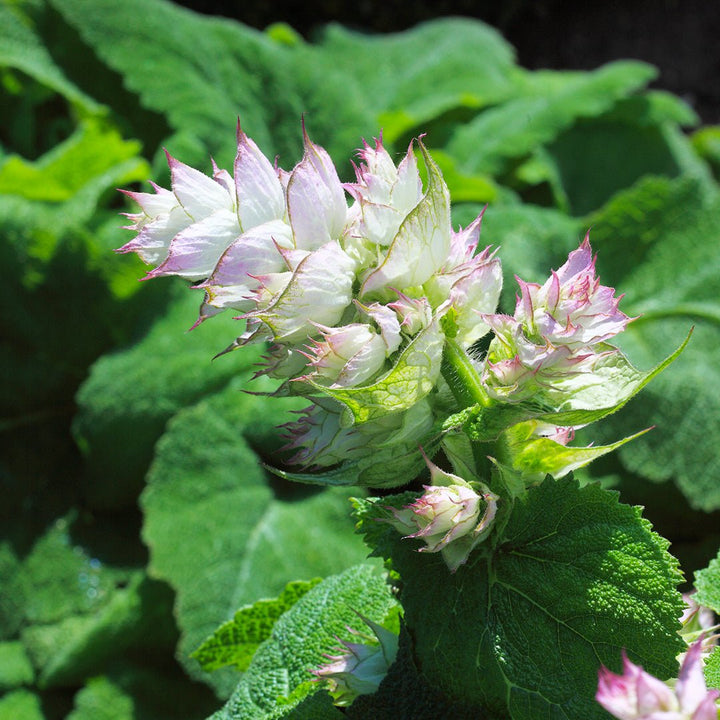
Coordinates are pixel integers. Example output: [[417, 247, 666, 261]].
[[67, 665, 217, 720], [586, 179, 720, 511], [448, 61, 656, 176], [73, 286, 262, 509], [21, 573, 175, 688], [346, 624, 481, 720], [0, 2, 99, 113]]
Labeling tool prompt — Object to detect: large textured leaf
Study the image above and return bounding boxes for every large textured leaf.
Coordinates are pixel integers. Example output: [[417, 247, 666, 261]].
[[49, 0, 369, 167], [141, 385, 371, 697], [315, 19, 519, 142], [356, 477, 685, 719], [0, 511, 176, 694], [545, 100, 711, 215], [586, 178, 720, 511], [73, 285, 261, 509], [210, 564, 396, 720], [447, 61, 656, 176], [50, 0, 296, 164]]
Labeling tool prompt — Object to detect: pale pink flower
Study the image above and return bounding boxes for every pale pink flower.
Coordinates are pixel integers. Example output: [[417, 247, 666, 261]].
[[345, 137, 423, 248], [515, 234, 630, 350], [287, 127, 348, 251], [481, 235, 629, 400], [596, 641, 719, 720]]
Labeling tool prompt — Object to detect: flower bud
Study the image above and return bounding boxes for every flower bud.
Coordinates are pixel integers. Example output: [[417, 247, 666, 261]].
[[312, 616, 399, 707], [389, 458, 498, 572]]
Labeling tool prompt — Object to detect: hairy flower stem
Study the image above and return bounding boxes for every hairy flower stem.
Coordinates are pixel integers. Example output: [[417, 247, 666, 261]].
[[441, 338, 492, 410]]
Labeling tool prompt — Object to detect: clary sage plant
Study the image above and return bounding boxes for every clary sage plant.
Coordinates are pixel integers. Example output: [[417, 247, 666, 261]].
[[120, 123, 718, 719]]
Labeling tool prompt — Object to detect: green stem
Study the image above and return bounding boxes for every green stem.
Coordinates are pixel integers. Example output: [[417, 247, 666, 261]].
[[441, 338, 492, 409]]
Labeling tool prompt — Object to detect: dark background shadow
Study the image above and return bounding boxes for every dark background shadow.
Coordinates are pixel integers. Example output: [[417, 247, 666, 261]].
[[176, 0, 720, 124]]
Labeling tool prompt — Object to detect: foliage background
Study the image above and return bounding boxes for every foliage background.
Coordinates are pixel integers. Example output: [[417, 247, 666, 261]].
[[2, 0, 719, 718]]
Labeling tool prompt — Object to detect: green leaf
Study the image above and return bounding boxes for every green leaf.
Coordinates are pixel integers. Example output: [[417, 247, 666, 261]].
[[694, 548, 720, 614], [210, 565, 397, 720], [0, 641, 34, 691], [50, 0, 306, 165], [310, 319, 444, 426], [316, 19, 519, 142], [21, 573, 175, 688], [546, 109, 712, 215], [447, 61, 656, 176], [0, 690, 44, 720], [0, 2, 100, 114], [192, 579, 323, 673], [356, 477, 685, 719], [73, 286, 263, 509], [586, 179, 720, 511], [0, 117, 147, 202], [141, 384, 371, 697], [705, 646, 720, 691]]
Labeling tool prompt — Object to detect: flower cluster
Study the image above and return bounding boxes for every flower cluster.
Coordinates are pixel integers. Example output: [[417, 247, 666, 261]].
[[120, 124, 502, 473], [120, 123, 635, 497], [482, 236, 631, 402], [596, 640, 719, 720]]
